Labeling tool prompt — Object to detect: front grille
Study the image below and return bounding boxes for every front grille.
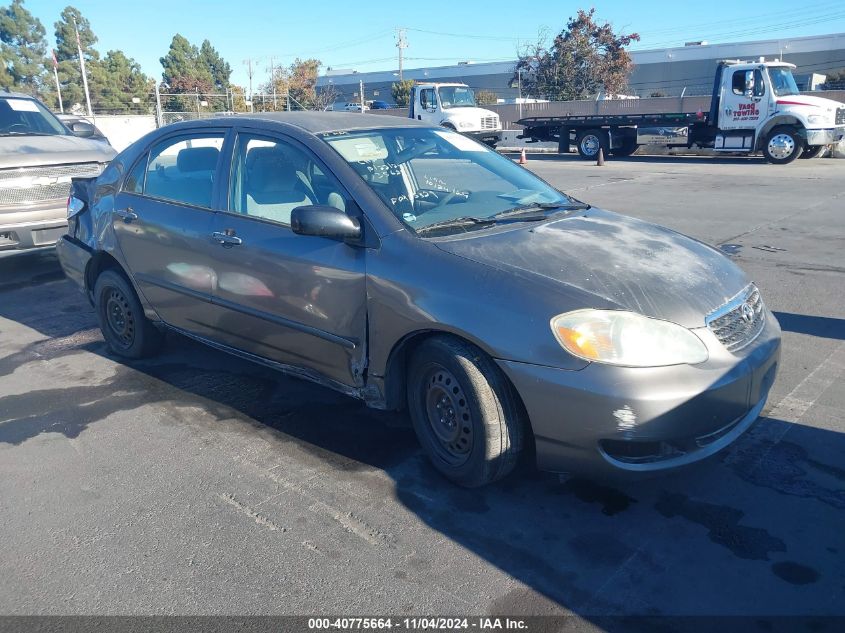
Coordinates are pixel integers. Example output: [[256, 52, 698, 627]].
[[706, 284, 765, 352], [480, 115, 499, 130], [0, 162, 103, 206], [836, 107, 845, 125]]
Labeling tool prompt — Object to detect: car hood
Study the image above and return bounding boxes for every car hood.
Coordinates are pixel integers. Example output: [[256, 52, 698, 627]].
[[433, 208, 750, 328], [0, 134, 116, 169]]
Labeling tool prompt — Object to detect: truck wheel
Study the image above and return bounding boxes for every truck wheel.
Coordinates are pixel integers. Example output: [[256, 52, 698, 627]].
[[763, 126, 804, 164], [576, 129, 608, 160], [406, 336, 525, 487], [94, 269, 163, 359], [800, 145, 826, 159], [611, 139, 638, 157]]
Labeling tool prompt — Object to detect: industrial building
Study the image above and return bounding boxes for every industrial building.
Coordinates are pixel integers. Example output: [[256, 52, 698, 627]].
[[316, 32, 845, 103]]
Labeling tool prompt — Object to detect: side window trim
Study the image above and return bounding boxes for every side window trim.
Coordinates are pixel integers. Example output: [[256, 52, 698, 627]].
[[121, 151, 150, 194]]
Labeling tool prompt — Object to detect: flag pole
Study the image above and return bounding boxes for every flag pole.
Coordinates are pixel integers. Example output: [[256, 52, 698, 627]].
[[51, 50, 63, 114], [73, 17, 93, 119]]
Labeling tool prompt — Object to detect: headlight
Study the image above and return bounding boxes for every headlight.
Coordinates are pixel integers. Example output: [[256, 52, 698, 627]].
[[457, 120, 473, 129], [550, 309, 708, 367], [807, 114, 826, 125]]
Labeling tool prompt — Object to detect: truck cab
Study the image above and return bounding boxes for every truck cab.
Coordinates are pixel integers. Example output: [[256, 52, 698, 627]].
[[709, 60, 845, 162], [409, 82, 502, 147]]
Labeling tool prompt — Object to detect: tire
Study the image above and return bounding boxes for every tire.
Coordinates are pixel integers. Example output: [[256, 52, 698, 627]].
[[94, 269, 163, 359], [800, 144, 826, 159], [575, 129, 608, 160], [611, 138, 638, 157], [406, 336, 525, 487], [763, 126, 804, 164]]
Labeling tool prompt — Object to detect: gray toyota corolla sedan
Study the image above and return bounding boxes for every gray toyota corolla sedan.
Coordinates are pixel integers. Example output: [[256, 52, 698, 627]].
[[56, 113, 780, 487]]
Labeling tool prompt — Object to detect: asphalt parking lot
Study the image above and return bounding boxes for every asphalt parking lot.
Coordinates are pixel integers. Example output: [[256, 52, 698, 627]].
[[1, 153, 843, 623]]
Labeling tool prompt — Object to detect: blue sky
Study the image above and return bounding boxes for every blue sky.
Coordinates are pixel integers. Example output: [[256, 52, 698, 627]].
[[28, 0, 845, 88]]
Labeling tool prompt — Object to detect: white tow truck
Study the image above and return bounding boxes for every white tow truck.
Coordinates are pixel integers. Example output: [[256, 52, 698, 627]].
[[408, 82, 502, 147], [518, 59, 845, 164]]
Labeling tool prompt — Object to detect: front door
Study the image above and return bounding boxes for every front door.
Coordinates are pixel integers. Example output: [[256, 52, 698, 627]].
[[112, 130, 227, 337], [207, 130, 367, 388], [720, 67, 768, 131]]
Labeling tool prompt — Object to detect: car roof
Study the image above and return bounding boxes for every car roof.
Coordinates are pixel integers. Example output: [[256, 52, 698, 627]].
[[0, 91, 37, 100], [199, 111, 427, 134]]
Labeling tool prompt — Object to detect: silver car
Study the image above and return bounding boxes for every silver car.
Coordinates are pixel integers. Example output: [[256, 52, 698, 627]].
[[0, 93, 115, 252], [56, 113, 780, 487]]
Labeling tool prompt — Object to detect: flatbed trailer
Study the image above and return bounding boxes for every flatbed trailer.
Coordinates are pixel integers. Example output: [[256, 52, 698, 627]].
[[516, 60, 845, 164]]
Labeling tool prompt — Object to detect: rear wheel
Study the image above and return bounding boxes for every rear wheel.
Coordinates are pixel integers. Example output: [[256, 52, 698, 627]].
[[406, 336, 525, 487], [800, 145, 826, 159], [575, 129, 608, 160], [94, 269, 163, 359], [611, 138, 638, 157], [763, 126, 804, 164]]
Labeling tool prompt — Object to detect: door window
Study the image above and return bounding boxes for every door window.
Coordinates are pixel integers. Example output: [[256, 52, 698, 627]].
[[420, 89, 435, 110], [731, 70, 765, 97], [228, 134, 349, 226], [143, 134, 225, 208]]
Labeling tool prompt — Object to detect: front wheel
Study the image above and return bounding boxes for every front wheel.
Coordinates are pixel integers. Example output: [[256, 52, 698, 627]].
[[94, 269, 163, 359], [800, 145, 826, 159], [763, 126, 804, 164], [406, 336, 525, 487]]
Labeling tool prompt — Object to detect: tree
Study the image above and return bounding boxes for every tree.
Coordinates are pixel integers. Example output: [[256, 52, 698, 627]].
[[199, 40, 231, 91], [0, 0, 48, 93], [53, 6, 100, 111], [391, 79, 415, 107], [161, 34, 233, 112], [261, 58, 321, 110], [514, 9, 639, 101], [475, 89, 499, 105], [91, 50, 153, 113]]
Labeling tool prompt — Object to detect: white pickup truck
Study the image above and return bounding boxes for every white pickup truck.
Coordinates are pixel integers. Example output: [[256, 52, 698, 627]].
[[408, 82, 502, 147]]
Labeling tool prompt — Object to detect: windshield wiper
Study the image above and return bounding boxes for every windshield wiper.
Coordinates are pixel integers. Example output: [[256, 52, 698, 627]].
[[493, 201, 590, 219], [415, 216, 497, 235]]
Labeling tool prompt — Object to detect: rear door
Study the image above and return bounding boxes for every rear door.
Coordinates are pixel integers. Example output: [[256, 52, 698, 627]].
[[207, 128, 368, 388], [112, 129, 228, 337]]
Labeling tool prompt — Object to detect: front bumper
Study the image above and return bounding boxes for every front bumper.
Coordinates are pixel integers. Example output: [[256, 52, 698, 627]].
[[497, 310, 781, 478], [465, 130, 502, 146], [805, 125, 845, 146], [0, 198, 69, 251]]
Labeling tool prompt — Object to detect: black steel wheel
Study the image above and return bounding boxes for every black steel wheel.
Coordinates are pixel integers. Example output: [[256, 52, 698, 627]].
[[94, 269, 163, 359], [407, 336, 525, 487]]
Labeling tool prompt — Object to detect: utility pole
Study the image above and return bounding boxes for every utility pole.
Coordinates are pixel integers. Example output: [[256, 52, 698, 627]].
[[359, 79, 364, 113], [269, 56, 277, 110], [51, 49, 63, 113], [72, 17, 93, 119], [195, 86, 201, 116], [243, 58, 255, 105], [154, 81, 163, 127], [396, 28, 407, 81]]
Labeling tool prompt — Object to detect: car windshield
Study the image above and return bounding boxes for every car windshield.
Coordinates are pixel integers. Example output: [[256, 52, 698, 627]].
[[322, 127, 576, 234], [0, 97, 69, 136], [437, 86, 477, 109], [768, 67, 800, 97]]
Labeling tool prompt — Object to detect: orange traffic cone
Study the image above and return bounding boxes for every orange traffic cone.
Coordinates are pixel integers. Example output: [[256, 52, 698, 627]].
[[519, 148, 527, 165]]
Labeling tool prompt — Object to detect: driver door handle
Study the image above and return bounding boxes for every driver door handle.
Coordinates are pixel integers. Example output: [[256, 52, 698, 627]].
[[115, 208, 138, 223], [211, 230, 243, 246]]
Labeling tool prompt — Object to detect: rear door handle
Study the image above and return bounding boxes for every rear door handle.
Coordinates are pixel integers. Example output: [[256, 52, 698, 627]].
[[211, 231, 243, 246], [115, 208, 138, 223]]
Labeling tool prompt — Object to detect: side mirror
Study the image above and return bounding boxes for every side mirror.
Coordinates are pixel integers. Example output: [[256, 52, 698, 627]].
[[71, 121, 95, 138], [291, 205, 361, 241]]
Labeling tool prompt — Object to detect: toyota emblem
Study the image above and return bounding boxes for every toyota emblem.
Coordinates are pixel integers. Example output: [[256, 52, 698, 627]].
[[741, 302, 755, 323]]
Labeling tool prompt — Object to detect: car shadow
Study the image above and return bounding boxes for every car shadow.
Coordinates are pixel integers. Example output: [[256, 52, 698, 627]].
[[503, 152, 766, 166], [774, 311, 845, 341], [1, 256, 843, 623]]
